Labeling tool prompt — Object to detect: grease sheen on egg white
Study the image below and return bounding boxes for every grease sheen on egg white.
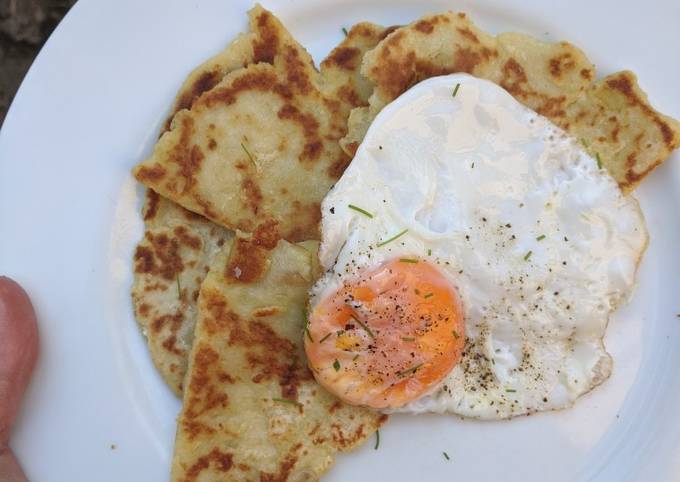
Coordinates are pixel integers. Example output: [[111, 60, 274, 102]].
[[311, 74, 648, 419]]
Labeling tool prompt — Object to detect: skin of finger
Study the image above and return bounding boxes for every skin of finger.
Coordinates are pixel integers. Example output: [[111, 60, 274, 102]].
[[0, 447, 28, 482], [0, 277, 39, 444]]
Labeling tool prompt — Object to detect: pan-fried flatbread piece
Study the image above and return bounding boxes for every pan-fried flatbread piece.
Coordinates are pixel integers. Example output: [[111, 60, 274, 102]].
[[160, 4, 299, 131], [320, 23, 394, 119], [364, 13, 501, 103], [172, 233, 386, 482], [563, 71, 680, 192], [342, 12, 679, 192], [340, 12, 502, 155], [491, 32, 594, 118], [160, 29, 252, 132], [133, 7, 387, 242], [164, 9, 389, 135], [131, 190, 232, 394]]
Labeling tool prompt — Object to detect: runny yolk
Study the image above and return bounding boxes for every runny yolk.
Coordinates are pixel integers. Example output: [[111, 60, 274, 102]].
[[304, 258, 465, 409]]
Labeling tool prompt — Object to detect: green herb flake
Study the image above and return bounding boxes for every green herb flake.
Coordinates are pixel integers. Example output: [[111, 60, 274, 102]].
[[304, 327, 314, 342], [505, 388, 517, 393], [176, 275, 182, 298], [523, 250, 533, 261], [353, 354, 360, 361], [396, 363, 423, 378], [402, 337, 416, 342], [452, 83, 461, 97], [443, 451, 450, 461], [580, 138, 589, 148], [240, 142, 258, 168], [424, 292, 434, 299], [303, 309, 314, 342], [342, 27, 348, 36], [452, 330, 460, 339], [352, 317, 375, 339], [596, 152, 603, 169], [272, 397, 302, 407], [319, 333, 332, 343], [399, 258, 418, 264], [377, 228, 408, 247], [414, 288, 421, 295], [333, 359, 341, 372], [427, 248, 432, 256], [348, 204, 374, 218], [374, 429, 380, 450], [536, 235, 546, 241]]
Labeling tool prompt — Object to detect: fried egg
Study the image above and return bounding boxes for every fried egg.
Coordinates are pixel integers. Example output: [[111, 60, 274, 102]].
[[304, 73, 648, 419]]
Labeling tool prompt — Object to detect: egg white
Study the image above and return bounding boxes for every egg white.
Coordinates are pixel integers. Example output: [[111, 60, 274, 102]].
[[310, 74, 647, 419]]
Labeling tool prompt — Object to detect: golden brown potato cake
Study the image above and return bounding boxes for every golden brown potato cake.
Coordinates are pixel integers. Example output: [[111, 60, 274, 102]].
[[133, 6, 388, 242], [131, 190, 232, 395], [172, 234, 386, 482], [563, 71, 680, 192]]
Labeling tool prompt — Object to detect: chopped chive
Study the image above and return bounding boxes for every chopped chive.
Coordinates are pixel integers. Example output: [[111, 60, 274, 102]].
[[427, 248, 432, 256], [348, 204, 374, 218], [303, 309, 314, 342], [272, 397, 302, 407], [536, 235, 546, 241], [353, 354, 360, 361], [505, 388, 517, 393], [523, 250, 533, 261], [319, 333, 332, 343], [452, 330, 460, 339], [414, 288, 421, 295], [399, 258, 418, 263], [443, 451, 450, 461], [402, 337, 416, 342], [424, 292, 434, 299], [595, 152, 603, 169], [176, 275, 182, 298], [452, 83, 461, 97], [377, 228, 408, 247], [342, 27, 349, 36], [374, 429, 380, 450], [580, 138, 589, 148], [333, 359, 341, 371], [240, 142, 258, 168], [351, 317, 375, 339], [396, 363, 423, 377]]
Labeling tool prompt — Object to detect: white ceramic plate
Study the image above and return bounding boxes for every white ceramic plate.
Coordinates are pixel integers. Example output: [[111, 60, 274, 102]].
[[1, 0, 678, 480]]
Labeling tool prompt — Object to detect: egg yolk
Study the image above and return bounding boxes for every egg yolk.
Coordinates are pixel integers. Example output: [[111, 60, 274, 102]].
[[305, 258, 465, 409]]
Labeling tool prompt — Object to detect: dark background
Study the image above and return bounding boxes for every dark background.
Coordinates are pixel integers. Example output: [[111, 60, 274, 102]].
[[1, 0, 75, 126]]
